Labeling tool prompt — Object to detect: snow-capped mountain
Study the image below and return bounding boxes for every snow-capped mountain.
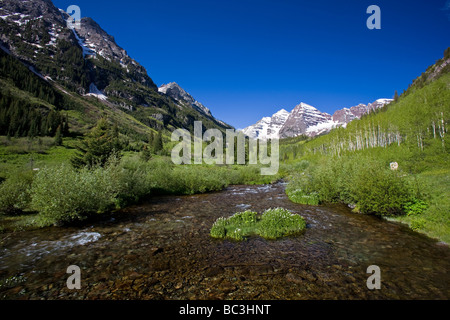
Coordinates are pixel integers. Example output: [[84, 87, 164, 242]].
[[241, 109, 290, 140], [279, 102, 334, 139], [242, 99, 393, 139]]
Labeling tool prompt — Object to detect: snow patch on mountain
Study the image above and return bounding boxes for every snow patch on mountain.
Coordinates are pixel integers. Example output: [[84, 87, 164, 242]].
[[85, 83, 107, 101], [69, 27, 96, 58], [241, 109, 290, 140]]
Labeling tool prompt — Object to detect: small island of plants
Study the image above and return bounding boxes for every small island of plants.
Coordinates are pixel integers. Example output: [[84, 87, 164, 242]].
[[210, 208, 306, 241]]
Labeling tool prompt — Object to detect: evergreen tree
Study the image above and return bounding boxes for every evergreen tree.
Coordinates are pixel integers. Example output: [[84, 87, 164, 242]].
[[394, 90, 399, 102], [54, 125, 63, 146], [148, 131, 155, 148], [140, 145, 152, 162], [63, 117, 70, 136], [71, 118, 121, 169], [153, 131, 163, 153]]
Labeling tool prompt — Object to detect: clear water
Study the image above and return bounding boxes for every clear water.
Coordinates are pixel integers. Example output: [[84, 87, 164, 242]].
[[0, 183, 448, 299]]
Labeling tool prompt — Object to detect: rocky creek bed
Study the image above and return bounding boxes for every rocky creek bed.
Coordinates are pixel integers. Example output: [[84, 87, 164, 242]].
[[0, 183, 449, 299]]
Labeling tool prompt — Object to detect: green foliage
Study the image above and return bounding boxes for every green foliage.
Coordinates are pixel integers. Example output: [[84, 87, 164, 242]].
[[140, 145, 152, 162], [210, 217, 227, 238], [258, 208, 307, 239], [0, 93, 68, 138], [152, 131, 164, 153], [227, 210, 258, 225], [30, 163, 120, 225], [410, 218, 427, 231], [0, 170, 34, 215], [54, 125, 63, 146], [403, 198, 428, 216], [210, 208, 306, 241], [286, 188, 320, 205], [287, 155, 421, 216], [0, 48, 65, 108], [11, 153, 280, 226], [71, 118, 121, 168], [350, 161, 413, 216]]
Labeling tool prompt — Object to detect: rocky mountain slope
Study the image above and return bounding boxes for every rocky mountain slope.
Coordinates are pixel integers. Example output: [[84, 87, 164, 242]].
[[0, 0, 232, 140], [243, 99, 393, 140], [241, 109, 290, 140]]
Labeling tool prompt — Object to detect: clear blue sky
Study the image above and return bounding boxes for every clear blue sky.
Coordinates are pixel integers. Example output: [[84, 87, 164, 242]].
[[53, 0, 450, 129]]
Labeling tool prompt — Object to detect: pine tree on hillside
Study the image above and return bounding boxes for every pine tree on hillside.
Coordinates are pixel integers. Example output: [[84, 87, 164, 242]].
[[71, 118, 121, 169], [394, 90, 399, 102], [153, 131, 163, 153], [54, 125, 63, 146], [148, 131, 154, 148]]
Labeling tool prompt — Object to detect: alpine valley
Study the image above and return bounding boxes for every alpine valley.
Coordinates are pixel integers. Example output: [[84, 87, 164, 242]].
[[0, 0, 449, 303]]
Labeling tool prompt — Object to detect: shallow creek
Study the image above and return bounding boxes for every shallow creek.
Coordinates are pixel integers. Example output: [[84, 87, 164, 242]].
[[0, 183, 449, 299]]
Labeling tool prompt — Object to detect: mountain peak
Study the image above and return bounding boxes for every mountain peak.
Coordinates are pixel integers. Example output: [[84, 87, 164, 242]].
[[244, 98, 393, 140], [158, 82, 215, 119], [274, 109, 290, 116], [241, 107, 291, 140], [158, 82, 183, 94]]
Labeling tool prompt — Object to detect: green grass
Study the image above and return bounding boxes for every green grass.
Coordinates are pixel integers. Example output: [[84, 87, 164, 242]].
[[386, 170, 450, 243], [210, 208, 306, 241], [286, 188, 321, 205], [0, 136, 78, 179]]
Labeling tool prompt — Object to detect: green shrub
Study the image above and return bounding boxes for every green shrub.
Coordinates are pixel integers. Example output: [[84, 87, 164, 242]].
[[210, 208, 306, 241], [210, 217, 227, 238], [0, 171, 34, 215], [227, 210, 258, 225], [210, 210, 259, 240], [258, 208, 306, 239], [350, 163, 413, 216], [115, 156, 153, 206], [30, 164, 119, 225], [404, 198, 428, 216], [286, 155, 421, 216]]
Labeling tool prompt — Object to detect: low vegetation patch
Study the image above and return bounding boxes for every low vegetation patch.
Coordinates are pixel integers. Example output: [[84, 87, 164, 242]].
[[285, 188, 320, 205], [286, 155, 424, 216], [210, 208, 306, 241], [0, 152, 282, 228]]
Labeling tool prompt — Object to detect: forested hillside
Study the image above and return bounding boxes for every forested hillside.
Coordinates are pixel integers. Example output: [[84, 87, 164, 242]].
[[282, 48, 450, 242]]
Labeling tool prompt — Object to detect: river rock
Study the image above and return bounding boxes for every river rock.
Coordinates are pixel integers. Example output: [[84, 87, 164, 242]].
[[250, 264, 274, 276], [204, 266, 224, 277], [286, 272, 303, 284], [218, 281, 237, 294], [150, 247, 164, 256]]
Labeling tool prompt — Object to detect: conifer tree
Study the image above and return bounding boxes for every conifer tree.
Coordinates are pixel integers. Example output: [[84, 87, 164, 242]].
[[54, 125, 63, 146], [71, 118, 121, 169], [394, 90, 399, 102], [153, 131, 163, 153]]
